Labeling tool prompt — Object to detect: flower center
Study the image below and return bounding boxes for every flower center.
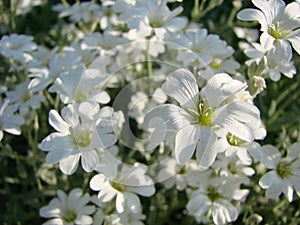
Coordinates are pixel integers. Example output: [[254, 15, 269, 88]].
[[268, 22, 289, 41], [177, 165, 186, 175], [198, 100, 213, 126], [72, 128, 92, 148], [74, 91, 87, 103], [191, 45, 203, 53], [209, 58, 222, 69], [227, 163, 237, 174], [149, 19, 164, 28], [22, 93, 32, 102], [110, 180, 126, 192], [207, 186, 222, 202], [63, 210, 77, 223], [226, 133, 245, 146], [276, 161, 292, 179]]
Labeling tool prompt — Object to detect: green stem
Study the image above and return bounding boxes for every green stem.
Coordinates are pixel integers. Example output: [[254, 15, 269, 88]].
[[268, 88, 300, 125], [28, 113, 43, 192], [276, 81, 298, 105]]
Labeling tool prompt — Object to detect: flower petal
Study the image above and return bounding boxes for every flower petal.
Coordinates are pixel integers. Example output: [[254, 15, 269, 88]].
[[175, 124, 198, 165], [162, 68, 198, 107]]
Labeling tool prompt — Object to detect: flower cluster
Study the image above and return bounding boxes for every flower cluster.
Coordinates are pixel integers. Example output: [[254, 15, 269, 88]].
[[0, 0, 300, 224]]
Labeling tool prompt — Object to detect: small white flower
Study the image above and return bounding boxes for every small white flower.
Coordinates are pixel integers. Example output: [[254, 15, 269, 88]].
[[90, 164, 155, 214], [105, 207, 146, 225], [212, 153, 255, 185], [187, 176, 248, 225], [29, 51, 81, 92], [218, 131, 263, 165], [145, 68, 263, 168], [120, 0, 187, 38], [6, 80, 45, 115], [129, 88, 167, 128], [173, 28, 228, 66], [40, 102, 119, 175], [237, 0, 300, 54], [59, 2, 102, 23], [16, 0, 43, 15], [244, 41, 296, 81], [39, 188, 95, 225], [49, 64, 110, 105], [0, 34, 37, 59], [258, 143, 300, 202], [83, 31, 129, 55], [0, 100, 24, 141], [157, 158, 200, 190], [234, 27, 259, 43]]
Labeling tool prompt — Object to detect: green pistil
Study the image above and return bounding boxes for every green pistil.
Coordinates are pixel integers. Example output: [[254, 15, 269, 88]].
[[227, 163, 237, 174], [74, 92, 87, 103], [268, 22, 289, 40], [207, 186, 222, 202], [149, 20, 163, 28], [227, 133, 245, 146], [22, 93, 32, 102], [63, 210, 76, 223], [111, 181, 125, 192], [209, 58, 222, 69], [198, 101, 213, 126], [177, 166, 186, 175], [276, 161, 292, 179]]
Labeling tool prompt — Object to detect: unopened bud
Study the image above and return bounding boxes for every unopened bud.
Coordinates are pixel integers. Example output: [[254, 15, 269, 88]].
[[248, 76, 266, 97]]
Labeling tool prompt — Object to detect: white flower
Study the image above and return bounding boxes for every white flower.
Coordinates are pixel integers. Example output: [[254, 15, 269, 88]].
[[120, 0, 187, 38], [83, 31, 129, 55], [28, 45, 58, 69], [212, 153, 255, 185], [129, 88, 167, 127], [244, 41, 296, 81], [173, 28, 228, 66], [0, 100, 24, 141], [145, 68, 263, 168], [199, 46, 240, 79], [29, 51, 81, 92], [59, 2, 102, 23], [237, 0, 300, 54], [157, 158, 200, 190], [39, 188, 95, 225], [49, 64, 110, 105], [40, 102, 118, 175], [234, 27, 259, 43], [258, 143, 300, 202], [105, 207, 146, 225], [6, 80, 45, 115], [218, 132, 262, 165], [90, 164, 155, 214], [0, 34, 37, 59], [187, 176, 249, 225], [16, 0, 43, 15]]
